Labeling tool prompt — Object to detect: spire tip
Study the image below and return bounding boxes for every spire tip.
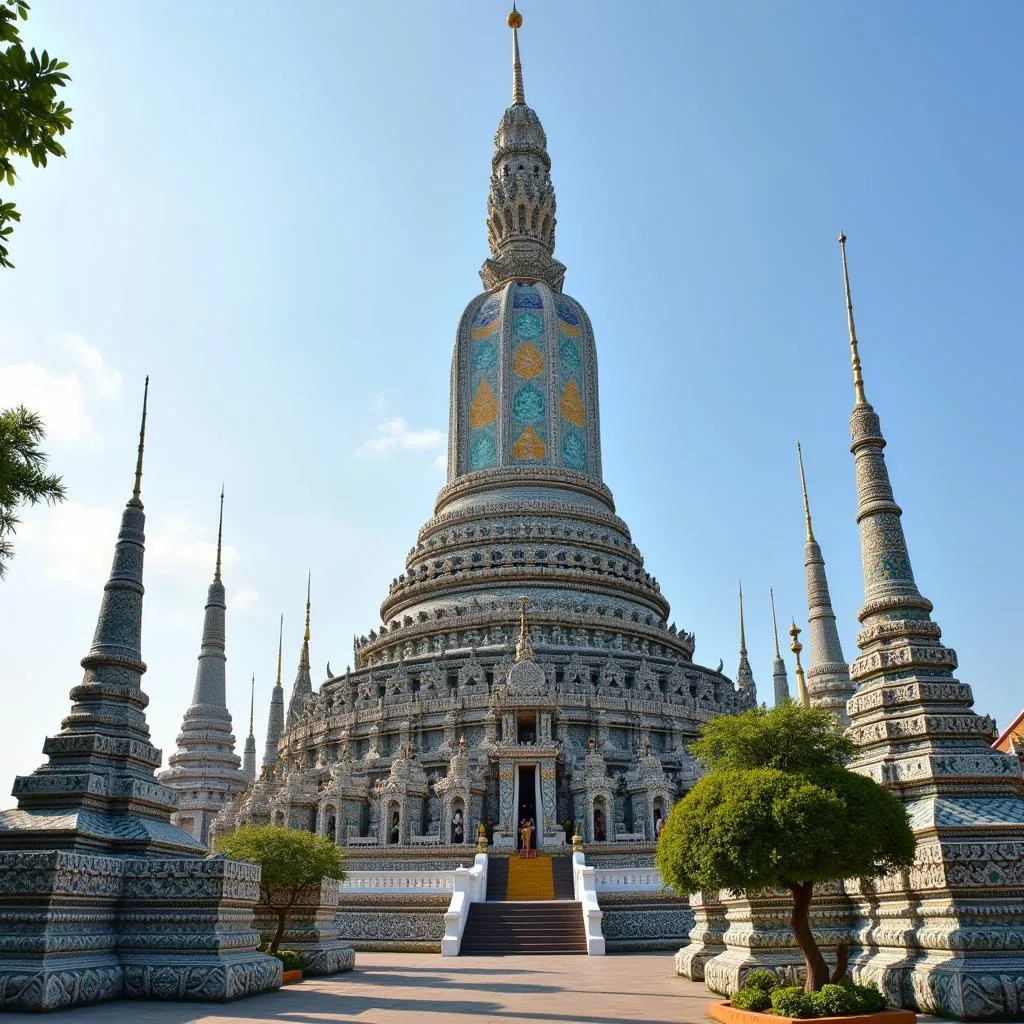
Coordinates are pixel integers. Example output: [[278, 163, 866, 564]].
[[130, 376, 149, 507], [838, 232, 868, 406]]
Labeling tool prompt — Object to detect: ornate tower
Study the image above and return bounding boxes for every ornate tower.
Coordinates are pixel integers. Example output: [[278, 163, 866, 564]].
[[286, 575, 313, 729], [160, 489, 248, 846], [0, 380, 203, 855], [796, 442, 854, 724], [769, 588, 789, 706], [734, 584, 756, 703], [262, 616, 285, 769], [243, 674, 257, 783], [839, 234, 1024, 1019]]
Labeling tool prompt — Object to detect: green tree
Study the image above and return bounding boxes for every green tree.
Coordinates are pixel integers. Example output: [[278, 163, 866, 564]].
[[0, 405, 65, 577], [656, 703, 916, 993], [214, 826, 346, 953], [1, 0, 72, 268]]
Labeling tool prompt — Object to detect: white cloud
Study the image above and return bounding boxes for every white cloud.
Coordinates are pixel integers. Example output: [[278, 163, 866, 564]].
[[0, 364, 100, 443], [59, 334, 122, 395], [354, 417, 445, 460], [234, 586, 259, 612], [20, 504, 240, 592], [433, 452, 447, 473]]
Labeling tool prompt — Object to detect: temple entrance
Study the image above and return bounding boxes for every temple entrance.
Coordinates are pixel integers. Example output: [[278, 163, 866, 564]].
[[517, 765, 537, 850]]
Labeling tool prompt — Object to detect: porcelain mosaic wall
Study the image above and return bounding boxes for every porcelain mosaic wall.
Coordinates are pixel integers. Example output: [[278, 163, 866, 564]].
[[556, 295, 588, 471], [510, 284, 549, 464], [467, 295, 500, 471]]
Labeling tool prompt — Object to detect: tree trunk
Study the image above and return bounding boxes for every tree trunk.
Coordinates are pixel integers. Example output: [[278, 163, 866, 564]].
[[788, 882, 829, 993], [831, 941, 849, 984], [270, 909, 288, 954]]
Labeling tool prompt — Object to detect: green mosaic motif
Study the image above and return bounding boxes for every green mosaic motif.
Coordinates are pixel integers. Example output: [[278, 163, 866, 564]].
[[560, 338, 581, 372], [513, 383, 545, 423], [469, 433, 497, 470], [472, 341, 498, 372], [562, 431, 587, 470], [514, 312, 543, 340]]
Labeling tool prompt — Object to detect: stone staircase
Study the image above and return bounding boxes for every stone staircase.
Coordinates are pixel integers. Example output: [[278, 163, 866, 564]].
[[460, 901, 588, 955], [460, 855, 588, 955]]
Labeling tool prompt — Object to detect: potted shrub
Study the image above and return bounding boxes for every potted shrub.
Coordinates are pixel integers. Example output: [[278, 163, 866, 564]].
[[656, 703, 918, 1022]]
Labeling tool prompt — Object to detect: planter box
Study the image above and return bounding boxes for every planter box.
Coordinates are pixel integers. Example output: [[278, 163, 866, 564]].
[[708, 1002, 916, 1024], [282, 970, 303, 984]]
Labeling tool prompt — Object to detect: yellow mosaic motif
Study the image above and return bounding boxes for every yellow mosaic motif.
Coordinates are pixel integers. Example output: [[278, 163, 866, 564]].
[[558, 319, 581, 337], [512, 426, 546, 460], [561, 378, 585, 427], [471, 319, 497, 340], [512, 342, 544, 378], [469, 378, 499, 428]]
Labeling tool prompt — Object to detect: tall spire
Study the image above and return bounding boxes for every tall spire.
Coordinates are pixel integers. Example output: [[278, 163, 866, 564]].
[[242, 672, 257, 783], [734, 582, 756, 704], [769, 588, 790, 707], [838, 232, 867, 407], [1, 378, 204, 855], [160, 487, 246, 847], [797, 442, 815, 544], [287, 574, 314, 728], [509, 5, 525, 105], [788, 620, 810, 708], [795, 442, 853, 724], [129, 375, 148, 508], [263, 614, 285, 768], [480, 6, 565, 290], [214, 484, 224, 582], [838, 234, 1024, 1017]]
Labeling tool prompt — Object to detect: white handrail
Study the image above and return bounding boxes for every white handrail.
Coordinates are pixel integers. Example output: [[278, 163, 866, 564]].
[[592, 866, 666, 892], [572, 851, 605, 955], [441, 853, 488, 957], [338, 869, 455, 894]]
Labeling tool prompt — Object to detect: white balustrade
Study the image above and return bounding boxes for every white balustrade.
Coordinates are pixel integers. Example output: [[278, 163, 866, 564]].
[[441, 853, 488, 957], [338, 869, 455, 894], [571, 850, 605, 955], [592, 866, 666, 893]]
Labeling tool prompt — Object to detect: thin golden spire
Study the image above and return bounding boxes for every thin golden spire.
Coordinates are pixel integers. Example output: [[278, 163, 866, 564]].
[[789, 620, 810, 708], [304, 572, 311, 645], [796, 442, 815, 544], [249, 672, 255, 736], [770, 588, 781, 658], [275, 614, 283, 689], [515, 595, 534, 663], [509, 4, 525, 105], [738, 581, 747, 654], [214, 485, 225, 582], [129, 375, 149, 507], [838, 232, 867, 406]]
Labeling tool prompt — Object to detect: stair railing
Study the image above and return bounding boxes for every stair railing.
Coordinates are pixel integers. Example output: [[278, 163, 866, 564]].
[[571, 851, 606, 955], [440, 853, 488, 956]]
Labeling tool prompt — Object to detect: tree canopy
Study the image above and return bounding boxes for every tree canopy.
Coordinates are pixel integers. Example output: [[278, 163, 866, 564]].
[[656, 702, 916, 991], [0, 405, 66, 578], [1, 0, 73, 268], [215, 826, 346, 952]]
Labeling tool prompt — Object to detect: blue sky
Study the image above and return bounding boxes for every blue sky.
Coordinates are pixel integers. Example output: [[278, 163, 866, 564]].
[[1, 1, 1022, 792]]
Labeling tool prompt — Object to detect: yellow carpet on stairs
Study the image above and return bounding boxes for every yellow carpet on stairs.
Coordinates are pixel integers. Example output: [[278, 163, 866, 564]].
[[505, 854, 555, 901]]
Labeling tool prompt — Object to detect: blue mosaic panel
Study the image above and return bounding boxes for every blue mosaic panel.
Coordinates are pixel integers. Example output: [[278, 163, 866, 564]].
[[510, 284, 549, 463], [557, 299, 587, 473], [466, 295, 500, 472]]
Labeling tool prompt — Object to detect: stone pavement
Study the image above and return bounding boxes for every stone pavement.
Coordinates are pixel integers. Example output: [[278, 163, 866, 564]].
[[0, 953, 716, 1023]]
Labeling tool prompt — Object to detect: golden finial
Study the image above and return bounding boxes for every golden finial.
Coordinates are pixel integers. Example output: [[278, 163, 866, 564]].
[[789, 620, 810, 708], [129, 376, 149, 507], [515, 595, 534, 663], [770, 588, 781, 659], [838, 232, 867, 406], [509, 4, 525, 105], [304, 572, 311, 645], [275, 614, 283, 689], [214, 485, 225, 582], [796, 442, 815, 544], [249, 672, 255, 736]]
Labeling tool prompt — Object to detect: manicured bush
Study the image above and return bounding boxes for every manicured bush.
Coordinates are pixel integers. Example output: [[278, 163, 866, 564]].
[[809, 983, 856, 1016], [771, 985, 815, 1018], [848, 983, 887, 1013], [272, 949, 304, 972], [731, 985, 772, 1012], [743, 969, 780, 993]]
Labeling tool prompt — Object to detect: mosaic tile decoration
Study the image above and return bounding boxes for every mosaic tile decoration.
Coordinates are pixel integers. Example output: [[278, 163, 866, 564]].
[[557, 296, 587, 472], [511, 285, 549, 463], [467, 295, 500, 470]]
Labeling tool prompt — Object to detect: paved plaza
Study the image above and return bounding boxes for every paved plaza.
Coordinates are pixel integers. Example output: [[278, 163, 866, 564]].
[[0, 953, 720, 1024]]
